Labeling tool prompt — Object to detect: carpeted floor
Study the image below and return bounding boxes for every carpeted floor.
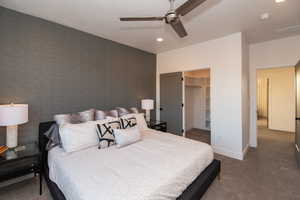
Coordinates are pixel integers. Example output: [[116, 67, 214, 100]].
[[186, 128, 211, 144], [0, 121, 299, 200]]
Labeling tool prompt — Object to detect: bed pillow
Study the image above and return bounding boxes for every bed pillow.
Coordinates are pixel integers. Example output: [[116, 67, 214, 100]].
[[129, 107, 139, 114], [95, 119, 121, 149], [44, 123, 61, 150], [116, 107, 130, 117], [120, 116, 137, 129], [54, 109, 95, 125], [121, 113, 148, 131], [95, 109, 118, 120], [113, 127, 142, 148], [59, 122, 98, 153]]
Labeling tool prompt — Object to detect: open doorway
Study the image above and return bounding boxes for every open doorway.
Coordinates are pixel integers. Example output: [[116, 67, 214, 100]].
[[256, 77, 269, 129], [256, 66, 295, 144], [184, 69, 211, 144]]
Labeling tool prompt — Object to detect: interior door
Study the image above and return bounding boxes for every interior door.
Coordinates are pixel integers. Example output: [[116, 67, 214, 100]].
[[160, 72, 183, 135], [295, 60, 300, 167]]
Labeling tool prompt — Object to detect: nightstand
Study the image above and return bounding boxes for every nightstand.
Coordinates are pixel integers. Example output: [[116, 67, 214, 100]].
[[147, 120, 167, 132], [0, 143, 42, 195]]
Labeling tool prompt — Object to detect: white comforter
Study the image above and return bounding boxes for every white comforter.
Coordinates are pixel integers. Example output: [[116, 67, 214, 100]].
[[48, 129, 213, 200]]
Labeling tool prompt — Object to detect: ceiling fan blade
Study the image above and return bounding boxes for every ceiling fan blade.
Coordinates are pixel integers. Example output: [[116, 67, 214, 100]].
[[170, 18, 188, 38], [120, 17, 165, 21], [176, 0, 207, 16]]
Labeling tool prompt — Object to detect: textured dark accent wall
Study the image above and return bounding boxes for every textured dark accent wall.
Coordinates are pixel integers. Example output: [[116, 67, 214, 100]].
[[0, 7, 156, 145]]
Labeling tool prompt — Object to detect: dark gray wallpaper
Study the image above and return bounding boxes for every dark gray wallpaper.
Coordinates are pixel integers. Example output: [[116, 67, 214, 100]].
[[0, 7, 156, 145]]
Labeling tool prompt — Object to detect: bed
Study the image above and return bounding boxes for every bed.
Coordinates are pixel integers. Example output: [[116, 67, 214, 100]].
[[39, 121, 220, 200]]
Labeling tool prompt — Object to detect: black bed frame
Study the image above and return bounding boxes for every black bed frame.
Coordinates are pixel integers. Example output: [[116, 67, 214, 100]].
[[39, 121, 221, 200]]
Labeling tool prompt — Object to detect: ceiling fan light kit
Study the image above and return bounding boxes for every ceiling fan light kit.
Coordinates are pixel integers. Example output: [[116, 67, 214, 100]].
[[120, 0, 207, 38]]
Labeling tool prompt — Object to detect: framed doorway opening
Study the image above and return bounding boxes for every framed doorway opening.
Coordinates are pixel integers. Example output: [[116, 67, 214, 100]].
[[183, 68, 211, 145]]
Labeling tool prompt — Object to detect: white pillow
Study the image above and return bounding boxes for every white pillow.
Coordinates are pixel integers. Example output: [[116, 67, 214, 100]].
[[113, 127, 142, 148], [121, 113, 148, 131], [59, 122, 98, 153]]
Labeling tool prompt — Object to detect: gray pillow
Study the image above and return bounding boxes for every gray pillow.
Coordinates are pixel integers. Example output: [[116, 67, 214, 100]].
[[95, 109, 118, 120], [44, 123, 61, 150], [116, 107, 130, 117], [129, 107, 139, 114], [54, 109, 95, 125]]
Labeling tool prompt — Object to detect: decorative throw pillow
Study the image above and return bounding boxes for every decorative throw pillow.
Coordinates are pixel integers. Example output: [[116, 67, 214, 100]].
[[116, 107, 130, 117], [96, 119, 121, 149], [95, 109, 118, 120], [129, 107, 139, 114], [120, 116, 137, 129], [54, 114, 71, 126], [44, 123, 62, 150], [106, 110, 119, 118], [133, 113, 148, 130], [121, 113, 148, 131], [54, 109, 95, 125], [113, 127, 142, 148], [78, 109, 95, 122]]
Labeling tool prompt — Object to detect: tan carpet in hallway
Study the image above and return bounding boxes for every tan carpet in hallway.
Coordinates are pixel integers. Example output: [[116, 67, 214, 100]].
[[0, 123, 299, 200]]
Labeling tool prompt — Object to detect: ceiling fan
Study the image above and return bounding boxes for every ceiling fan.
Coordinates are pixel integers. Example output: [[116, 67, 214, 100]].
[[120, 0, 207, 38]]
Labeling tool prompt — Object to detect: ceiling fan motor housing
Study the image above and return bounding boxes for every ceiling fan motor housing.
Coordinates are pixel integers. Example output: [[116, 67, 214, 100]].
[[165, 12, 177, 24]]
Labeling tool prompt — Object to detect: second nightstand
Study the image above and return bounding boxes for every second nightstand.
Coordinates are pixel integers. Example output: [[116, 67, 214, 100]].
[[147, 120, 167, 132]]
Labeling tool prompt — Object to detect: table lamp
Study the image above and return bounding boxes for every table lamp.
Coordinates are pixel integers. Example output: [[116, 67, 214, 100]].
[[0, 104, 28, 148], [141, 99, 154, 122]]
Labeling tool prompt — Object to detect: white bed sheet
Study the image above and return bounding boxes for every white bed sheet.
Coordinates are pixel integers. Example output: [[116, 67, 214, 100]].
[[48, 129, 213, 200]]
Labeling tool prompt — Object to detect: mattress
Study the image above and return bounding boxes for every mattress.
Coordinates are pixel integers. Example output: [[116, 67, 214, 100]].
[[48, 129, 214, 200]]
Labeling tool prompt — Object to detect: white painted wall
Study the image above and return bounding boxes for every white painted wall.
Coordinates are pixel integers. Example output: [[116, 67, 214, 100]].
[[249, 35, 300, 147], [242, 34, 250, 153], [257, 67, 295, 132], [157, 32, 248, 160]]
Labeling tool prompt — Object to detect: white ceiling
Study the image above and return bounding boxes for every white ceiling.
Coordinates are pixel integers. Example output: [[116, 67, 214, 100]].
[[1, 0, 300, 53]]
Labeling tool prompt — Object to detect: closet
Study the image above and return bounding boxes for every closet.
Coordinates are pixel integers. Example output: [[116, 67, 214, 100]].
[[184, 70, 211, 132]]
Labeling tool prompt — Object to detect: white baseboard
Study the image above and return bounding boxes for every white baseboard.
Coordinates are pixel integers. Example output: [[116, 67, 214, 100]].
[[212, 146, 244, 160]]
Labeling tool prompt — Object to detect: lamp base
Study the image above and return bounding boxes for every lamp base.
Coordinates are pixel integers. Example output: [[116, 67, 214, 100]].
[[145, 110, 151, 122], [6, 126, 18, 149]]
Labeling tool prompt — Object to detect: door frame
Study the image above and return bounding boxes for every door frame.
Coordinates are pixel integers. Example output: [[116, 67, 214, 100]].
[[256, 66, 296, 133]]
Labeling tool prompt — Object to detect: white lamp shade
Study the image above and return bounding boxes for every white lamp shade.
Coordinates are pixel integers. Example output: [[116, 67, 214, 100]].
[[0, 104, 28, 126], [141, 99, 154, 110]]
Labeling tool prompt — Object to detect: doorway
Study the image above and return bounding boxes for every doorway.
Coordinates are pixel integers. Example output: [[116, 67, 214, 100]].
[[256, 66, 296, 138], [184, 69, 211, 144], [257, 77, 269, 128]]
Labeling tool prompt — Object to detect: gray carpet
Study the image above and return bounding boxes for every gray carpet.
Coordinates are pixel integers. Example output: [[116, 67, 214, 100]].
[[0, 122, 299, 200]]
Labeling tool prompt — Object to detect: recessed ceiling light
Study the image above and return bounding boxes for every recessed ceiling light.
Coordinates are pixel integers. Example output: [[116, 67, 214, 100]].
[[275, 0, 285, 3], [156, 38, 163, 42]]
